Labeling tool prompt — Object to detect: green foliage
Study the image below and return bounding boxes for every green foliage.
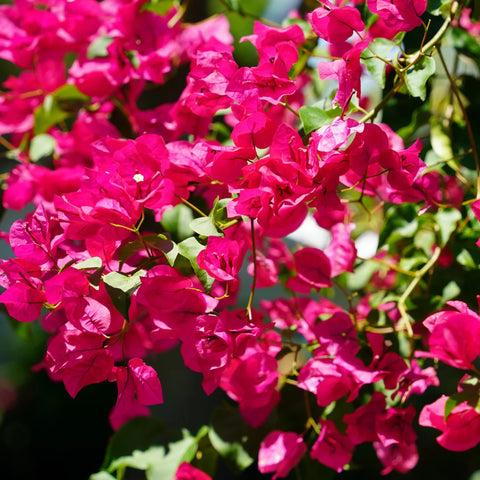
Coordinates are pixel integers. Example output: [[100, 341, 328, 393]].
[[404, 55, 436, 101], [299, 105, 342, 134], [141, 0, 178, 15], [99, 417, 206, 480], [33, 85, 89, 134], [87, 35, 114, 60]]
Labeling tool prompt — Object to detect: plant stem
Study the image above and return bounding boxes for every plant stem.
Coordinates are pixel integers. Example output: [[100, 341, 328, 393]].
[[397, 246, 441, 340]]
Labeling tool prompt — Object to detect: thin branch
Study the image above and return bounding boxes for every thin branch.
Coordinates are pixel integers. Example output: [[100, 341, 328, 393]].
[[397, 246, 441, 340]]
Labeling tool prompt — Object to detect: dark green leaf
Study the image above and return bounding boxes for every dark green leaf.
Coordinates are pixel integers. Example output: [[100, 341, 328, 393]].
[[118, 233, 173, 266], [102, 417, 174, 469], [449, 27, 480, 68], [161, 204, 194, 241], [209, 403, 254, 473], [103, 271, 145, 319], [177, 237, 214, 293]]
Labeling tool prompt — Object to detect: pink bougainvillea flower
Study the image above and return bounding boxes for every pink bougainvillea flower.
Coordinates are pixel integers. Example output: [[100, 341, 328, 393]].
[[419, 394, 480, 451], [220, 339, 280, 427], [286, 247, 332, 294], [309, 1, 365, 44], [174, 462, 212, 480], [416, 300, 480, 370], [324, 222, 357, 277], [344, 391, 387, 444], [197, 234, 247, 283], [373, 406, 418, 474], [241, 22, 304, 70], [317, 41, 368, 110], [310, 419, 354, 472], [367, 0, 427, 33], [258, 431, 307, 479]]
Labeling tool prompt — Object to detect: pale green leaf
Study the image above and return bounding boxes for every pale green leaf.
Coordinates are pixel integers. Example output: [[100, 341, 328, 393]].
[[190, 216, 222, 237], [87, 35, 114, 59], [72, 257, 103, 270], [29, 133, 56, 161], [404, 55, 436, 100], [362, 38, 398, 88], [442, 280, 460, 302], [89, 473, 117, 480], [103, 271, 145, 294], [456, 249, 477, 269], [435, 208, 461, 246]]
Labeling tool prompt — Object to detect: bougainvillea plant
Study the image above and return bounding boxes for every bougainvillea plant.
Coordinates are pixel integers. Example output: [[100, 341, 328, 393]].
[[1, 0, 480, 478]]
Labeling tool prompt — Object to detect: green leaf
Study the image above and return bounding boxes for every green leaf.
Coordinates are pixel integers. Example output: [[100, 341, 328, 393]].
[[430, 120, 453, 160], [190, 216, 223, 237], [211, 197, 231, 225], [445, 391, 477, 421], [118, 233, 173, 266], [29, 133, 55, 161], [435, 208, 462, 246], [442, 280, 460, 302], [161, 204, 194, 241], [141, 0, 176, 15], [456, 248, 477, 269], [224, 0, 240, 9], [89, 473, 117, 480], [103, 271, 145, 319], [102, 417, 172, 469], [299, 105, 342, 134], [72, 257, 103, 270], [103, 271, 145, 294], [164, 242, 179, 267], [362, 38, 398, 88], [209, 403, 254, 473], [427, 0, 451, 15], [414, 229, 436, 256], [34, 99, 69, 134], [108, 430, 197, 480], [177, 237, 214, 293], [404, 55, 436, 100], [87, 35, 114, 59], [53, 84, 89, 103], [449, 26, 480, 68], [33, 85, 89, 134]]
